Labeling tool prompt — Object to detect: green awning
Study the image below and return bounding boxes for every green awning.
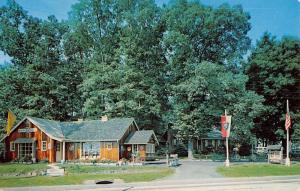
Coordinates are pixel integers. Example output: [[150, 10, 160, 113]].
[[14, 138, 36, 144]]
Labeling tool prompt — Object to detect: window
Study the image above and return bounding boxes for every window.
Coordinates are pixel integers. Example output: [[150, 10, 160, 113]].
[[106, 143, 112, 150], [10, 141, 15, 151], [19, 143, 32, 158], [82, 142, 100, 158], [42, 141, 47, 151], [146, 144, 155, 153], [132, 145, 137, 153]]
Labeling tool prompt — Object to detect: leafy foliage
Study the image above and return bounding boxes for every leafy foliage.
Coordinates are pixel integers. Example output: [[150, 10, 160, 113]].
[[246, 33, 300, 142], [0, 0, 297, 149]]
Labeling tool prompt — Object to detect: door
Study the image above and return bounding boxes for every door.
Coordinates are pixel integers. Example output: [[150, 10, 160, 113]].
[[56, 142, 62, 162], [18, 143, 33, 160]]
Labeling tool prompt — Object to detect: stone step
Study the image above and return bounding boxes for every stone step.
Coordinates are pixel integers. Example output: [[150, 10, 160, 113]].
[[48, 173, 64, 177], [47, 168, 64, 176]]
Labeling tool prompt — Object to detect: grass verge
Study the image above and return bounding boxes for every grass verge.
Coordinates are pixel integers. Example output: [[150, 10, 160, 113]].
[[217, 164, 300, 177], [0, 163, 48, 175], [0, 165, 174, 187], [60, 164, 166, 174]]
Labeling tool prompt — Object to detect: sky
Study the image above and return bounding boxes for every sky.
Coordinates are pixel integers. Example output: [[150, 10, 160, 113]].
[[0, 0, 299, 64]]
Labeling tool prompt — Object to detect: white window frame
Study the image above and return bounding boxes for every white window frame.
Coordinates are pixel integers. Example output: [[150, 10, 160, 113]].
[[10, 141, 15, 151], [106, 143, 112, 150], [41, 141, 47, 151], [146, 144, 155, 154]]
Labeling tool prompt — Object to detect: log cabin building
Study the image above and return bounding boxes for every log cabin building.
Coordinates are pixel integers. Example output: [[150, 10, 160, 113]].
[[1, 116, 158, 163]]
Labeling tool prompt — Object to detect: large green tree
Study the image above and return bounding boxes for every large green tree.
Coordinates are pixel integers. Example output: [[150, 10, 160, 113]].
[[161, 0, 258, 153], [0, 0, 80, 124], [1, 0, 292, 156], [246, 33, 300, 143], [77, 0, 166, 132]]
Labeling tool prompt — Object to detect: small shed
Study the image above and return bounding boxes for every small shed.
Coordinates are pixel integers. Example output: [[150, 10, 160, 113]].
[[267, 145, 283, 164]]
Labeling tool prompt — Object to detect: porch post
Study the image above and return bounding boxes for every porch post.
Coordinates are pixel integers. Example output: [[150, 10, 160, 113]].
[[132, 144, 134, 163], [18, 144, 20, 159], [79, 142, 82, 159], [62, 141, 65, 163], [32, 142, 36, 163], [49, 138, 53, 163]]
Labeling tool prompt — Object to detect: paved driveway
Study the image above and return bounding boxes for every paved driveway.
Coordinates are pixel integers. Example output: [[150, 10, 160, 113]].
[[161, 160, 223, 181]]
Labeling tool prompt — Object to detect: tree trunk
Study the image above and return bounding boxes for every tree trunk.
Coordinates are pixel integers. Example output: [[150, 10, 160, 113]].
[[188, 138, 193, 159]]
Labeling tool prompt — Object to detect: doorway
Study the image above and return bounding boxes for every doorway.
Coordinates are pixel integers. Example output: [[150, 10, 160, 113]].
[[18, 143, 33, 159], [56, 141, 62, 162]]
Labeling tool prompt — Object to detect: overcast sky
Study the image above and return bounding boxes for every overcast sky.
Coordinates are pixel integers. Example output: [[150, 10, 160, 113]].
[[0, 0, 299, 64]]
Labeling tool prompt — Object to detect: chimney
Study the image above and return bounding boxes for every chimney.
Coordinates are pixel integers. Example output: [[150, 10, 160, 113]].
[[101, 115, 108, 122]]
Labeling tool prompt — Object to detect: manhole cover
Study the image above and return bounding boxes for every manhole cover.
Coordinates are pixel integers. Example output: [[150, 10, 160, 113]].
[[95, 180, 114, 184]]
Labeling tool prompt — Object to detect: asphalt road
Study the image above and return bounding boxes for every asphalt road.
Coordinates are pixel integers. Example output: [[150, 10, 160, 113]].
[[2, 176, 300, 191]]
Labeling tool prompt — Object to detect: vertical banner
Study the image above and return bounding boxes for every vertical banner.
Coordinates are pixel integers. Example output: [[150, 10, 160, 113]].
[[221, 115, 227, 138], [221, 115, 231, 138], [225, 116, 231, 137]]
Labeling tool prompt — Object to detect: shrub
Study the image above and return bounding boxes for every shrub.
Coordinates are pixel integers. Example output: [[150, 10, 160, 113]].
[[211, 153, 225, 161], [155, 147, 167, 156], [215, 145, 225, 154], [39, 158, 49, 163], [238, 144, 251, 156], [201, 145, 214, 155], [170, 144, 188, 157]]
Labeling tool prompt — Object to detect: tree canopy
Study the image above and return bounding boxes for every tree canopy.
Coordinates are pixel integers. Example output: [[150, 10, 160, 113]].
[[0, 0, 298, 147], [246, 33, 300, 143]]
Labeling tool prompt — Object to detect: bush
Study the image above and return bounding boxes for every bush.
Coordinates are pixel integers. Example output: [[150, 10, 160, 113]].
[[201, 145, 214, 155], [155, 147, 167, 156], [170, 144, 188, 157], [39, 158, 49, 163], [211, 153, 225, 161], [238, 144, 251, 156], [215, 145, 225, 154]]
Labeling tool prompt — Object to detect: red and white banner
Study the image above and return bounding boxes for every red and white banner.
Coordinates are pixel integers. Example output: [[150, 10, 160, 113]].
[[221, 115, 231, 138], [285, 113, 291, 130]]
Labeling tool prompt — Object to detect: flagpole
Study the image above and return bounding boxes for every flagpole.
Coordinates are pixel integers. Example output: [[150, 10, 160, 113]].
[[225, 109, 230, 167], [286, 100, 290, 166]]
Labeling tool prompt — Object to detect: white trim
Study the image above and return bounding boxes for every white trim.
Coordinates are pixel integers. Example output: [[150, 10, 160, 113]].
[[146, 144, 155, 153], [62, 141, 65, 162], [41, 141, 47, 151], [65, 139, 118, 142], [133, 120, 140, 131], [27, 117, 63, 141], [10, 141, 15, 151], [1, 117, 63, 142], [106, 142, 112, 150]]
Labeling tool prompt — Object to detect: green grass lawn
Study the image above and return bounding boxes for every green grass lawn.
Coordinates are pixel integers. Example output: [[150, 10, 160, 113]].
[[0, 163, 49, 175], [217, 164, 300, 177], [60, 164, 167, 174], [0, 164, 174, 187]]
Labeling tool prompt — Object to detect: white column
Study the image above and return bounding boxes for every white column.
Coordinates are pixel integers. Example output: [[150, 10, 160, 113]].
[[80, 142, 82, 159], [18, 144, 20, 159], [32, 142, 36, 163], [62, 141, 65, 163]]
